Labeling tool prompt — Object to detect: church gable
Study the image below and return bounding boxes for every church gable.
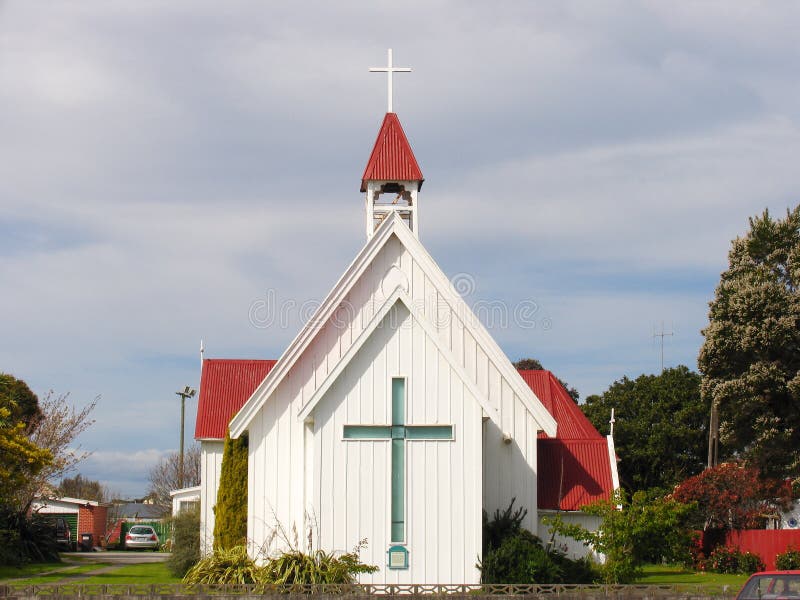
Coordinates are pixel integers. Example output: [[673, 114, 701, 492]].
[[230, 212, 556, 441]]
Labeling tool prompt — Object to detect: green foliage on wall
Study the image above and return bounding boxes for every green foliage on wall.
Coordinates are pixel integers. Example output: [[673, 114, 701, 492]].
[[480, 499, 598, 584], [213, 430, 248, 551], [545, 489, 695, 584]]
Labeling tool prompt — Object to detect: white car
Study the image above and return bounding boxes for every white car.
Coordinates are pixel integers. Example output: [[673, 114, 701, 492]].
[[124, 525, 160, 551]]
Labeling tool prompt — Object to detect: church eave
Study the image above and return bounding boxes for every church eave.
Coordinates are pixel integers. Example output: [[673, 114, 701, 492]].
[[228, 213, 403, 438], [229, 211, 557, 439], [297, 290, 497, 423]]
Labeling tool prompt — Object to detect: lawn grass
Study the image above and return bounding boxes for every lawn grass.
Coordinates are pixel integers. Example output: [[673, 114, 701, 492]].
[[8, 564, 110, 585], [635, 564, 749, 591], [80, 562, 182, 584], [0, 562, 64, 580]]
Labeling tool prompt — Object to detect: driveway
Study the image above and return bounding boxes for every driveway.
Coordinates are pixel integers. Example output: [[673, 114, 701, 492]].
[[62, 550, 170, 565]]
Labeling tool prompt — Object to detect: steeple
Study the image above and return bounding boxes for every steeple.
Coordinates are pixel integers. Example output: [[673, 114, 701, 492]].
[[363, 50, 424, 239]]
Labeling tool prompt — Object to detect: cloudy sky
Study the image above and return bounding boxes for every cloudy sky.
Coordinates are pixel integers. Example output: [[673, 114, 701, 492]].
[[2, 1, 799, 497]]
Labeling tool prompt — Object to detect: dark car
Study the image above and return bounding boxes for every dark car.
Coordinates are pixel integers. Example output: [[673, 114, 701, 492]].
[[736, 571, 800, 600], [54, 517, 73, 551]]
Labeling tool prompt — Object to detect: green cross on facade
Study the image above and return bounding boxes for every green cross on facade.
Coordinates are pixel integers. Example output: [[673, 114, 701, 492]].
[[343, 378, 454, 543]]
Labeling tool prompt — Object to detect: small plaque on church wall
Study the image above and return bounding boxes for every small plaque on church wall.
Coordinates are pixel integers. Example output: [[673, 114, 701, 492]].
[[387, 545, 408, 570]]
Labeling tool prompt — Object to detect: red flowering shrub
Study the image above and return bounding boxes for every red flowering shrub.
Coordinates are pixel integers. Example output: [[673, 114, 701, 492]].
[[672, 462, 793, 530], [776, 547, 800, 570], [705, 546, 765, 574]]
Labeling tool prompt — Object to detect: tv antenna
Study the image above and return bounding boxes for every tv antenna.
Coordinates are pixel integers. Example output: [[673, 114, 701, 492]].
[[653, 321, 673, 372]]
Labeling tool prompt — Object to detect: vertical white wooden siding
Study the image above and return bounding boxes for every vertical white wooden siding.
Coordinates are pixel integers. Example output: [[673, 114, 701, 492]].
[[311, 304, 482, 584], [245, 233, 546, 578], [200, 441, 224, 555]]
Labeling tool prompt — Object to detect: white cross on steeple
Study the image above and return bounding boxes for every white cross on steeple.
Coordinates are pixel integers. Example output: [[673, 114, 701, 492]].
[[369, 48, 411, 113]]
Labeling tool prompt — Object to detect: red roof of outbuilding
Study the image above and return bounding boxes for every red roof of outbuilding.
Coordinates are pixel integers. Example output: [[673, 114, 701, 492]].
[[194, 359, 277, 440], [517, 370, 602, 440], [361, 113, 424, 192], [537, 438, 614, 511], [518, 370, 615, 511]]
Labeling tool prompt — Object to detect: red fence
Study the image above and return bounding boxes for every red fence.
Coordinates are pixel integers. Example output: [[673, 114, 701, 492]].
[[726, 529, 800, 570]]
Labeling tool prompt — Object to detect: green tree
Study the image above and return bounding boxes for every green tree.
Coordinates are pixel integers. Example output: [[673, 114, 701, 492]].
[[699, 206, 800, 478], [0, 373, 42, 430], [0, 407, 52, 508], [15, 391, 98, 510], [58, 474, 106, 502], [545, 489, 694, 584], [167, 504, 200, 577], [513, 358, 580, 402], [213, 431, 248, 550], [581, 366, 709, 492]]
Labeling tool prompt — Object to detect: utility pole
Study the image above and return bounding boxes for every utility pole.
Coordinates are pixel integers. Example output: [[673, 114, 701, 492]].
[[653, 322, 674, 373], [707, 401, 719, 469], [176, 385, 196, 488]]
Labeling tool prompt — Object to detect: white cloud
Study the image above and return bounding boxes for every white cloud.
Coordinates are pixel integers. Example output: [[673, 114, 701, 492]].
[[80, 449, 170, 497], [2, 0, 799, 494]]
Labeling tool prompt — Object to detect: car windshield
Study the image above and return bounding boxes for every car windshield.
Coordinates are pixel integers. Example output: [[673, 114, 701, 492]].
[[129, 526, 154, 535], [739, 574, 800, 599]]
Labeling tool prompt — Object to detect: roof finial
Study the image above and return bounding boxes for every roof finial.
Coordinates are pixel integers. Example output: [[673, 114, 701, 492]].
[[369, 49, 411, 113], [200, 339, 204, 367], [609, 407, 616, 438]]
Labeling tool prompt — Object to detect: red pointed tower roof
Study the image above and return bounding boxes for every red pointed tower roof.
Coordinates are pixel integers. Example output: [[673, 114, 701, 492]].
[[361, 113, 424, 192]]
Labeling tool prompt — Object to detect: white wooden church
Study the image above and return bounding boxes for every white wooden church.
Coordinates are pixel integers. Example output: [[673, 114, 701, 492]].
[[190, 52, 618, 584]]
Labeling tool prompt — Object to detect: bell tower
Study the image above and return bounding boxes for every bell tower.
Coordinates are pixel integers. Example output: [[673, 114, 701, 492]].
[[362, 50, 424, 239]]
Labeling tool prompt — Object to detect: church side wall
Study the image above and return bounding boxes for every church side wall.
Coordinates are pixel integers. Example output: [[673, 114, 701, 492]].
[[311, 304, 483, 584], [200, 440, 224, 555], [247, 370, 304, 560], [482, 405, 539, 532]]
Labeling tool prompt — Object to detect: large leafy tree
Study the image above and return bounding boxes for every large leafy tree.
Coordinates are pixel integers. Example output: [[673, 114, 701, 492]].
[[0, 373, 42, 430], [582, 366, 709, 492], [699, 207, 800, 478]]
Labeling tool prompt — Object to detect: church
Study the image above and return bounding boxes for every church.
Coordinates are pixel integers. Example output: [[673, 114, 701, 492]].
[[190, 51, 618, 584]]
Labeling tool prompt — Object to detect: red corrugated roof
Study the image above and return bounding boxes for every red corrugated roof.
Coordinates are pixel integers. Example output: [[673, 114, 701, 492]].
[[517, 370, 601, 440], [518, 370, 615, 511], [360, 113, 424, 192], [194, 359, 277, 440], [537, 438, 614, 511]]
